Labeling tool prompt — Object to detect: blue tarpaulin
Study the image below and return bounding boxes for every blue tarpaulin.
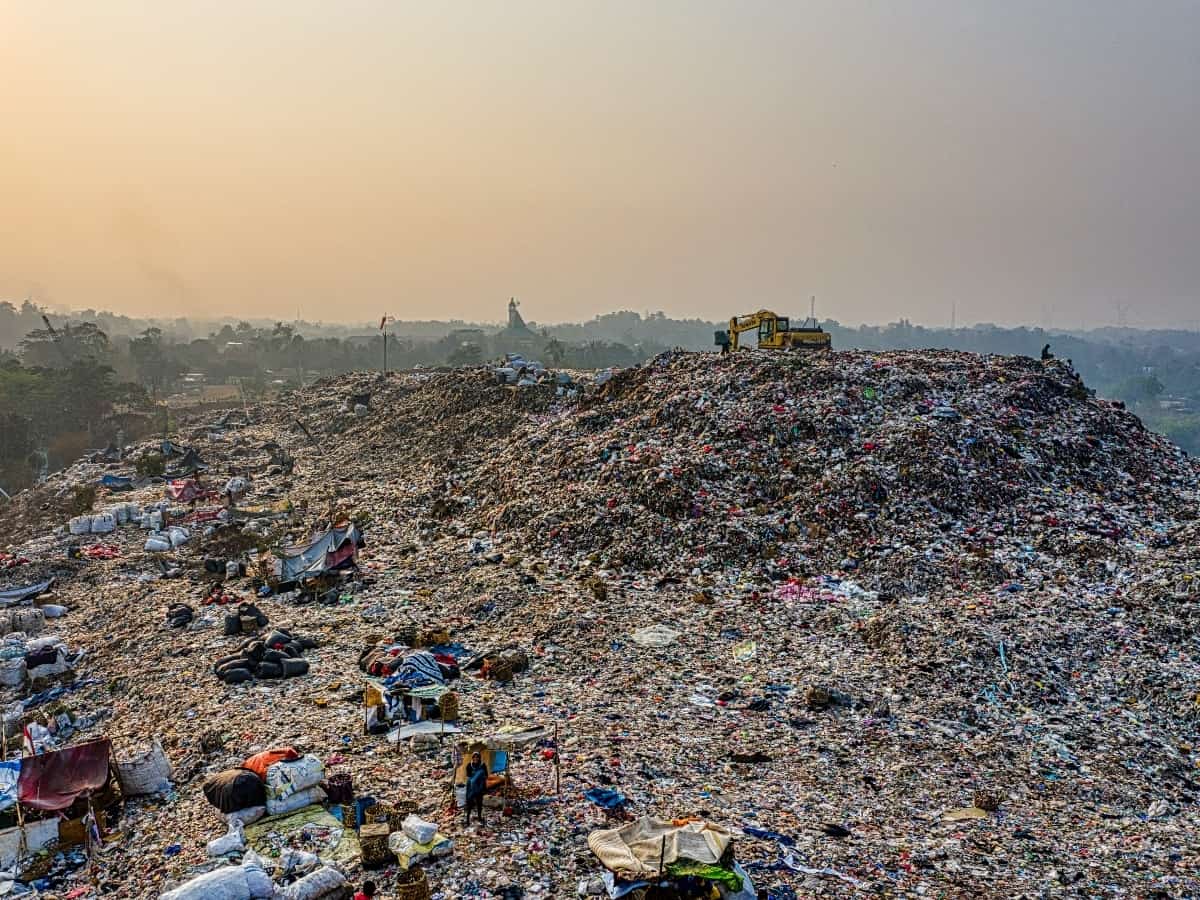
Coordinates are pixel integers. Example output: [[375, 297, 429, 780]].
[[277, 523, 363, 581], [584, 787, 627, 809], [0, 761, 19, 811]]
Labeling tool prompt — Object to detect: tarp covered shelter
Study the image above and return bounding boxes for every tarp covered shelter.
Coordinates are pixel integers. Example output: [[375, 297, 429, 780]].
[[276, 523, 364, 582], [453, 723, 552, 799], [166, 479, 206, 503], [588, 816, 733, 878], [163, 444, 207, 477], [17, 739, 112, 811]]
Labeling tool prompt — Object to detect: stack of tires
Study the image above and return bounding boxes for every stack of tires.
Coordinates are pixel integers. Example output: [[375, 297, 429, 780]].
[[224, 602, 268, 636], [214, 628, 316, 684]]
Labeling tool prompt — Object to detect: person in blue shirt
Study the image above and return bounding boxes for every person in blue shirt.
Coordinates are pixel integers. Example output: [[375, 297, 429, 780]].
[[464, 751, 488, 826]]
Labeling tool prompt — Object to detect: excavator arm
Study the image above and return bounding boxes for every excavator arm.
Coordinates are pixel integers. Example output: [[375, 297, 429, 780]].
[[727, 311, 778, 350]]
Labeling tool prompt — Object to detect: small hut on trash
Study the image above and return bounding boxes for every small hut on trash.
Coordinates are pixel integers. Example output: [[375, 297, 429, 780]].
[[587, 816, 757, 900], [0, 739, 119, 874], [451, 724, 555, 811]]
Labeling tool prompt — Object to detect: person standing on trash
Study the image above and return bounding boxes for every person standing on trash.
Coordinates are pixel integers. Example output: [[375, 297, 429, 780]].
[[353, 881, 377, 900], [1041, 343, 1053, 360], [464, 751, 488, 826]]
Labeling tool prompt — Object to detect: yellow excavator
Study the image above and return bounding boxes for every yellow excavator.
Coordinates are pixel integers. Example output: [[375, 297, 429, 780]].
[[715, 308, 832, 352]]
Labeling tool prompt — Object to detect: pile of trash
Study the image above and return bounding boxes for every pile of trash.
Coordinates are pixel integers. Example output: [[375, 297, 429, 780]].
[[1, 349, 1199, 897]]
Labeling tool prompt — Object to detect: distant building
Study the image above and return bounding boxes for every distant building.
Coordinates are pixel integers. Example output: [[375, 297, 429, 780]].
[[504, 298, 535, 336]]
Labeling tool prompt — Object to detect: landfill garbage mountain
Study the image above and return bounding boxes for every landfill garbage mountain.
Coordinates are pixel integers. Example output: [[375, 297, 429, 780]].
[[1, 349, 1198, 898]]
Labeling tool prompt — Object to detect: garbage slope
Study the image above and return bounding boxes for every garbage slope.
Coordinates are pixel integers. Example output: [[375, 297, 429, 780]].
[[4, 349, 1200, 897]]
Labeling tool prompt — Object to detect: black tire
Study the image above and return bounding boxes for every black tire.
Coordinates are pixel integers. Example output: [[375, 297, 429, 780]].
[[216, 659, 252, 677], [281, 658, 309, 677], [220, 668, 253, 684], [256, 661, 283, 679]]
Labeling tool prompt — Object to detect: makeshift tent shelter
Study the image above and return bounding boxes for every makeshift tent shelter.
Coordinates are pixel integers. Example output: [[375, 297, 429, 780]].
[[166, 479, 207, 503], [589, 817, 732, 877], [0, 740, 119, 871], [274, 523, 364, 583], [588, 816, 755, 898], [17, 739, 111, 811], [452, 724, 553, 809]]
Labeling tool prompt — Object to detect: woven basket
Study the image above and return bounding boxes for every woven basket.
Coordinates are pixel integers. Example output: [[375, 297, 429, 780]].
[[395, 866, 431, 900], [388, 799, 419, 832], [362, 801, 393, 825], [324, 772, 354, 805], [338, 803, 357, 829], [395, 625, 419, 647], [360, 822, 392, 868], [439, 691, 458, 722], [240, 615, 259, 633]]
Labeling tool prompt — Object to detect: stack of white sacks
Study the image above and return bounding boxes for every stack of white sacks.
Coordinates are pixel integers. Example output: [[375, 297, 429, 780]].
[[387, 813, 453, 870], [264, 754, 327, 816]]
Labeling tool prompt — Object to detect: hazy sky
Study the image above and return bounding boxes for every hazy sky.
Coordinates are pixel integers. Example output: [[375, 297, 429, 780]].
[[3, 1, 1199, 328]]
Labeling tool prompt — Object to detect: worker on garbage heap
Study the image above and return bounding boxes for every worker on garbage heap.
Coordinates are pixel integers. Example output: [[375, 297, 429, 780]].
[[1041, 343, 1053, 361], [465, 750, 489, 826], [353, 880, 377, 900]]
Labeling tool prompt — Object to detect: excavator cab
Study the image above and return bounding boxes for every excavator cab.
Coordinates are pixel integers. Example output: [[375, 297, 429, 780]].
[[759, 316, 788, 346]]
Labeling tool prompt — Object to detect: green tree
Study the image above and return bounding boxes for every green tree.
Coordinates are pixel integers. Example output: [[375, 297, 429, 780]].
[[20, 321, 110, 367], [129, 327, 178, 398]]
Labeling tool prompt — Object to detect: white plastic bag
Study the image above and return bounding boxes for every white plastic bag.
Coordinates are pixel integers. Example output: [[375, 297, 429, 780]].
[[90, 513, 116, 534], [226, 805, 266, 827], [277, 866, 347, 900], [264, 754, 324, 801], [401, 813, 438, 844], [0, 659, 26, 687], [206, 820, 245, 856], [265, 785, 326, 817], [158, 865, 251, 900]]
